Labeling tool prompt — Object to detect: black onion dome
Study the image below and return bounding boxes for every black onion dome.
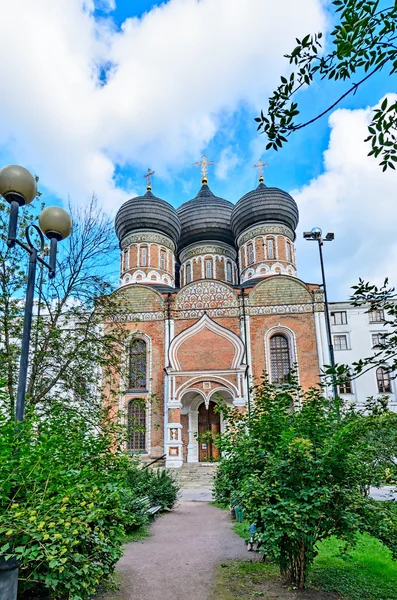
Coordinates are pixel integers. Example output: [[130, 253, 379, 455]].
[[231, 182, 299, 240], [115, 190, 181, 246], [177, 183, 234, 250]]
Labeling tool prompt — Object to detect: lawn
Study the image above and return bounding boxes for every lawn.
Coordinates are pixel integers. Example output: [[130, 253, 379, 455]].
[[212, 519, 397, 600]]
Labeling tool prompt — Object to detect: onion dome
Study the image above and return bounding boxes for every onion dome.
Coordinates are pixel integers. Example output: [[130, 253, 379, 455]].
[[231, 181, 299, 240], [177, 183, 234, 250], [115, 188, 181, 246]]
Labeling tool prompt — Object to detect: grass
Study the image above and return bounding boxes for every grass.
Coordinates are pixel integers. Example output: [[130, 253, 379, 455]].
[[311, 533, 397, 600], [217, 513, 397, 600], [122, 525, 151, 544]]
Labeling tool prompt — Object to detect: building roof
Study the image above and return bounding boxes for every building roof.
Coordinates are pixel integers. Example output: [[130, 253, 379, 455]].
[[115, 189, 181, 246], [231, 182, 299, 240], [177, 183, 234, 252]]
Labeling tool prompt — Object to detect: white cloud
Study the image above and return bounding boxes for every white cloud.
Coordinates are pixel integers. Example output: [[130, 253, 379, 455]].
[[215, 147, 240, 180], [0, 0, 326, 213], [294, 94, 397, 300]]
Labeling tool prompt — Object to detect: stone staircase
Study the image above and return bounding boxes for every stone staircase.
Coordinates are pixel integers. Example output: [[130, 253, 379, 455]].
[[175, 463, 218, 489]]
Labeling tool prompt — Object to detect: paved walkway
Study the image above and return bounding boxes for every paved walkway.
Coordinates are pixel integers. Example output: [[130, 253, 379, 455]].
[[99, 500, 249, 600]]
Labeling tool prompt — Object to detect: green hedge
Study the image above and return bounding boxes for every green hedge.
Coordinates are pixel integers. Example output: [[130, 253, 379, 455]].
[[0, 396, 178, 599]]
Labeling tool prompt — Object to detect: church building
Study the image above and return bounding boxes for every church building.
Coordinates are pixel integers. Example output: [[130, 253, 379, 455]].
[[109, 160, 325, 468]]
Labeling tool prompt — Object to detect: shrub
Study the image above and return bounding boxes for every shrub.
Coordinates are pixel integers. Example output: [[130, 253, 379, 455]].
[[214, 378, 397, 589]]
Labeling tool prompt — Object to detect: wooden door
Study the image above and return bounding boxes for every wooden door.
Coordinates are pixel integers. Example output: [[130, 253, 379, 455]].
[[198, 401, 220, 462]]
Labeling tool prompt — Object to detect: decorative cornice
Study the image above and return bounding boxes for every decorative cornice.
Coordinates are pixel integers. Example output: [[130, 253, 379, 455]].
[[180, 241, 237, 263], [238, 223, 294, 247], [121, 230, 175, 251], [108, 312, 164, 323]]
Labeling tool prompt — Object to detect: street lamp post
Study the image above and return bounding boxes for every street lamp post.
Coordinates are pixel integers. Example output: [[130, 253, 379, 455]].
[[303, 227, 339, 405], [0, 165, 72, 600]]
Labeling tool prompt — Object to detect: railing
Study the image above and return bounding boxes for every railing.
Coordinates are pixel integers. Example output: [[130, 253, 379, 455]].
[[143, 454, 166, 469]]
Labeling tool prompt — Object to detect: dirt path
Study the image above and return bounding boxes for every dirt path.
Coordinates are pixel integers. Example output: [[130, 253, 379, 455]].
[[99, 502, 250, 600]]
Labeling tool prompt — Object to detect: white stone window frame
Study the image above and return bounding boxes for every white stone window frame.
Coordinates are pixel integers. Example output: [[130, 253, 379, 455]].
[[226, 261, 233, 283], [160, 248, 166, 271], [141, 246, 148, 267], [333, 332, 350, 351], [285, 239, 291, 262], [186, 261, 193, 284], [205, 258, 212, 279], [267, 237, 275, 260], [264, 325, 299, 385], [247, 242, 255, 265], [121, 332, 153, 455]]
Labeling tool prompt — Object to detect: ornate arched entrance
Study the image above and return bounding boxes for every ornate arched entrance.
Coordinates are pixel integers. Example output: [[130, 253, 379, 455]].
[[198, 400, 221, 462]]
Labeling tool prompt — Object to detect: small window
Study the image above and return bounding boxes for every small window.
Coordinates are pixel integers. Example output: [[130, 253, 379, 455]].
[[248, 244, 254, 265], [369, 309, 384, 323], [141, 247, 147, 267], [124, 248, 130, 270], [286, 241, 291, 262], [127, 399, 146, 451], [186, 263, 192, 283], [160, 250, 166, 270], [205, 260, 212, 278], [267, 239, 274, 259], [334, 335, 348, 351], [331, 311, 347, 325], [338, 380, 353, 394], [372, 333, 382, 347], [376, 367, 391, 393], [270, 334, 291, 384], [129, 339, 147, 389], [226, 262, 232, 282]]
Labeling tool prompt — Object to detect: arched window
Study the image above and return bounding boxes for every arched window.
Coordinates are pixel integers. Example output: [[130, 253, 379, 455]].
[[160, 250, 166, 270], [129, 339, 147, 389], [226, 261, 232, 282], [247, 243, 254, 264], [186, 262, 192, 283], [127, 399, 146, 451], [141, 246, 148, 267], [205, 260, 212, 278], [376, 367, 391, 393], [270, 334, 291, 384], [286, 241, 291, 262], [124, 248, 129, 270], [267, 238, 275, 259]]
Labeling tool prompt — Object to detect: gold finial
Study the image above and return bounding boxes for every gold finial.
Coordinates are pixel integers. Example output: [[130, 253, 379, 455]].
[[144, 168, 155, 190], [253, 159, 268, 183], [195, 155, 214, 184]]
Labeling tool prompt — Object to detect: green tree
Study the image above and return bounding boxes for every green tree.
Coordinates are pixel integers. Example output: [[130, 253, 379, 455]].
[[214, 378, 397, 588], [256, 0, 397, 170], [0, 194, 130, 417], [325, 277, 397, 384]]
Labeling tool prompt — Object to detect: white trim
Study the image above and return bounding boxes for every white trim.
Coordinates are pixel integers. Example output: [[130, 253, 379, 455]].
[[264, 325, 299, 384]]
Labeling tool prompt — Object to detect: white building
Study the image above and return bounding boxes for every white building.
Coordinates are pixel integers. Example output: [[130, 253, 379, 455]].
[[317, 302, 397, 413]]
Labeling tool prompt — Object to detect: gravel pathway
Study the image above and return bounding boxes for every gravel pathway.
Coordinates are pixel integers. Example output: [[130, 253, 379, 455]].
[[99, 501, 250, 600]]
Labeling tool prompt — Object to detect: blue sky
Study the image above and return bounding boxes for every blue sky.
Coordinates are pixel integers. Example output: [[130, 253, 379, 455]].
[[0, 0, 395, 299]]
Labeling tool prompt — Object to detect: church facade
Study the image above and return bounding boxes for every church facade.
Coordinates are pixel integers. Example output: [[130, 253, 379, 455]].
[[109, 165, 326, 468]]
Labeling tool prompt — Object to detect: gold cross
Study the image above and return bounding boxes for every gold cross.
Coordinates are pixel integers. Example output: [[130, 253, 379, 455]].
[[195, 155, 214, 183], [253, 159, 268, 182], [144, 168, 155, 189]]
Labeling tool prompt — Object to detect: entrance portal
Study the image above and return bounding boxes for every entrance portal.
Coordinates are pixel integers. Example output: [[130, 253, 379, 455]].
[[198, 401, 220, 462]]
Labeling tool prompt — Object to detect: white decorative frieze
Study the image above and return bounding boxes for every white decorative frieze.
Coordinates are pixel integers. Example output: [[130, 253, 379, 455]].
[[121, 230, 175, 251], [238, 224, 294, 246], [108, 312, 164, 323]]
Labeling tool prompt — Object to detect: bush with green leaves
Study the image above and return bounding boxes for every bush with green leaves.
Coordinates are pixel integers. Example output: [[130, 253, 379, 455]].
[[214, 378, 397, 589], [123, 460, 179, 513], [0, 389, 176, 599]]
